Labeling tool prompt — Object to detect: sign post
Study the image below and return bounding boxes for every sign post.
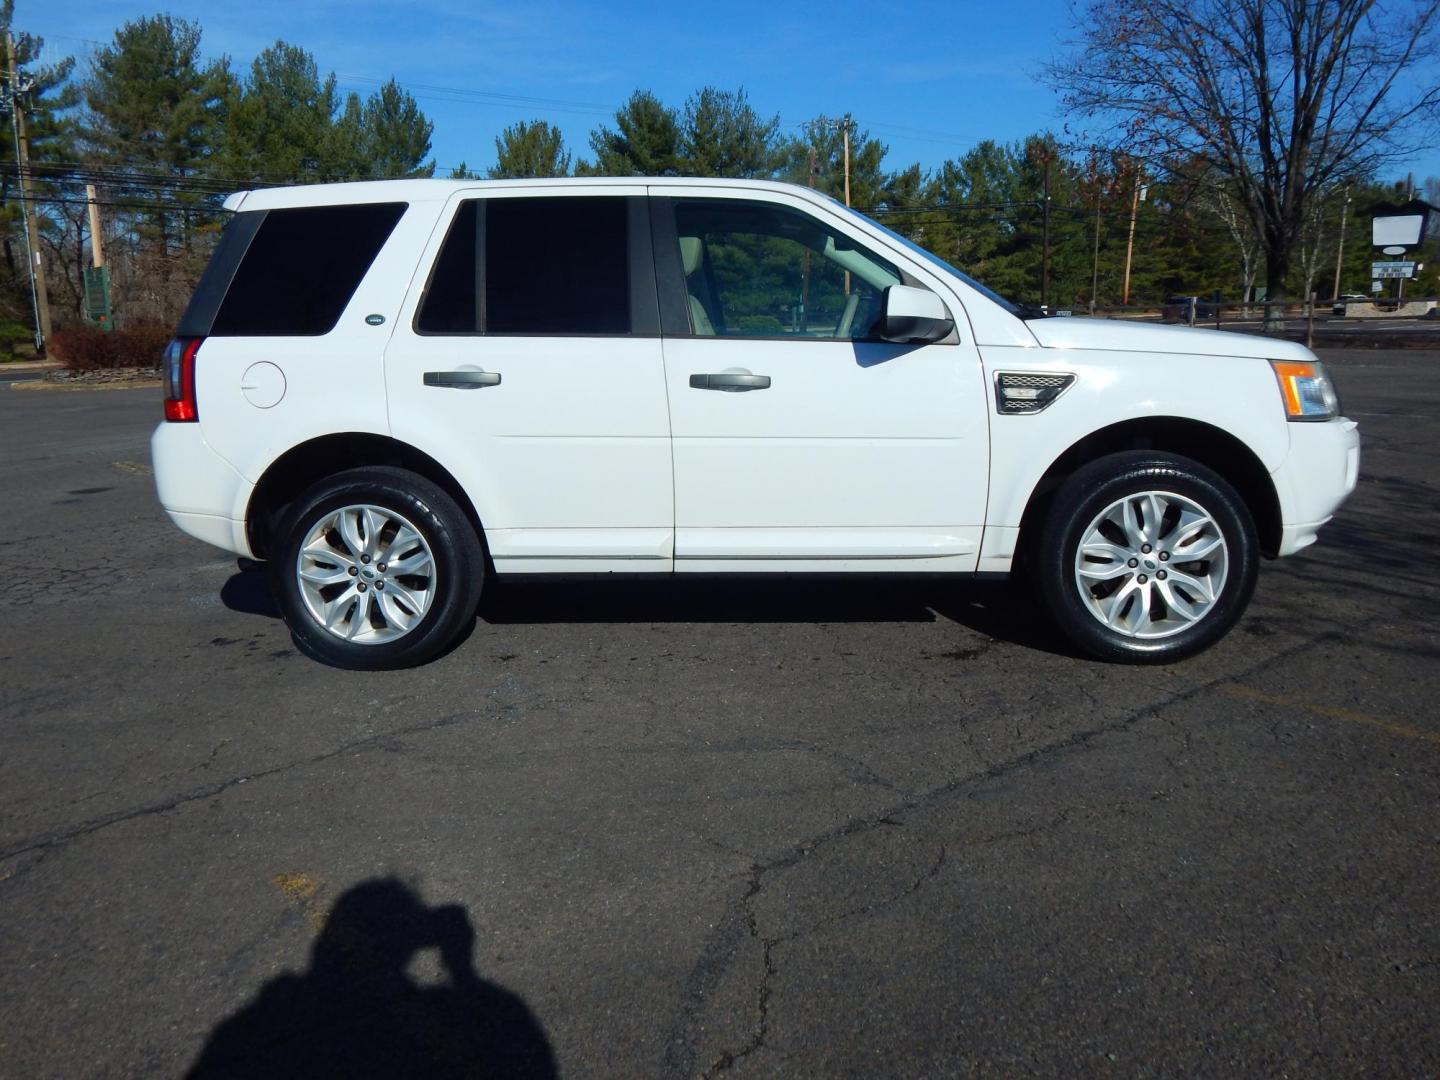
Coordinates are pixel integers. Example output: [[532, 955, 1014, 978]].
[[1371, 261, 1418, 279], [1370, 200, 1437, 304], [82, 266, 112, 329]]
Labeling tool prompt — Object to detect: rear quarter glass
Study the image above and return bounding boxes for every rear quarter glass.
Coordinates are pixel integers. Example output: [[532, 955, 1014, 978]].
[[190, 203, 407, 338]]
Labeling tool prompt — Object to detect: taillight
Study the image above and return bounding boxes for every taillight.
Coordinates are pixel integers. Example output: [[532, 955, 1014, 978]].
[[163, 337, 203, 422]]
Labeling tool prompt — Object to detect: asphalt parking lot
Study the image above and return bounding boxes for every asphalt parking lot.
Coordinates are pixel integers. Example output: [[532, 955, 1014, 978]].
[[2, 349, 1437, 1077]]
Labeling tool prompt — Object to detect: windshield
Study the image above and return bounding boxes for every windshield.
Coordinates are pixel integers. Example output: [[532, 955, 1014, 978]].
[[833, 201, 1023, 316]]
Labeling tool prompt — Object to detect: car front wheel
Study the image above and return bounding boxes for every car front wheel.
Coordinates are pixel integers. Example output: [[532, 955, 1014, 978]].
[[1035, 451, 1259, 663]]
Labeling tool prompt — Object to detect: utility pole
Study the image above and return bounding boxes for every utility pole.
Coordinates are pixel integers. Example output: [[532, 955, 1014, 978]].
[[86, 183, 105, 267], [1040, 152, 1052, 308], [1121, 168, 1146, 306], [82, 182, 113, 330], [1331, 189, 1350, 302], [1090, 189, 1103, 315], [5, 31, 52, 353], [838, 116, 852, 295], [801, 146, 817, 329]]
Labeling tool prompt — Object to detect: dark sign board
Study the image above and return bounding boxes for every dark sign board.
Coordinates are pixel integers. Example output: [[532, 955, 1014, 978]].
[[1372, 199, 1440, 248]]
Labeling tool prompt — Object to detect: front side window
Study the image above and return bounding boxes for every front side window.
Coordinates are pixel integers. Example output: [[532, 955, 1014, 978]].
[[672, 200, 901, 340], [416, 196, 631, 335]]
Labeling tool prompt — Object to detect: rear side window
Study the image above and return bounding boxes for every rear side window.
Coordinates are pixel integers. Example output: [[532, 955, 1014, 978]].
[[416, 201, 478, 333], [210, 203, 405, 336], [416, 196, 630, 335], [488, 197, 628, 334]]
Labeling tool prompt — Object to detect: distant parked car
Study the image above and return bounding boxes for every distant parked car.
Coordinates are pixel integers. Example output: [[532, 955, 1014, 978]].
[[1332, 294, 1368, 316], [1161, 294, 1222, 322]]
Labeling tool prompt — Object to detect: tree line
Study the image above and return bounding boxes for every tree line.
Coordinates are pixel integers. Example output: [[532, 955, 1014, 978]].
[[1, 2, 1436, 349]]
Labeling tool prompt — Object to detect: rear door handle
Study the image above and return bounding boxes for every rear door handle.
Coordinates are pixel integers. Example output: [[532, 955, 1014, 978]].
[[689, 373, 771, 392], [424, 370, 501, 389]]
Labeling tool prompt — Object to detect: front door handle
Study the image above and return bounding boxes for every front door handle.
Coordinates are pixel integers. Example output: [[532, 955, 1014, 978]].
[[689, 373, 771, 392], [424, 370, 501, 389]]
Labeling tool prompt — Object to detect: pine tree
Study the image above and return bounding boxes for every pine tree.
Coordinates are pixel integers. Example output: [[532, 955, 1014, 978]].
[[582, 90, 681, 176], [679, 87, 778, 179], [489, 120, 570, 179], [777, 116, 888, 209], [222, 42, 340, 182], [359, 79, 434, 179], [0, 1, 77, 343], [82, 15, 234, 251]]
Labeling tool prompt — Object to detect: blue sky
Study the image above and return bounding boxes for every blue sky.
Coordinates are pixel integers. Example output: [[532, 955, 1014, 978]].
[[29, 0, 1440, 181]]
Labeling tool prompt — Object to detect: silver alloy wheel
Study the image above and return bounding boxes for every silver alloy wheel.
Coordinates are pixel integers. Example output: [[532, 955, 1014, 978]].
[[295, 503, 437, 645], [1073, 489, 1229, 640]]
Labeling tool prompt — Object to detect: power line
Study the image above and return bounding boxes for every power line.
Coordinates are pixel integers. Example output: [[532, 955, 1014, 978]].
[[3, 189, 220, 214], [333, 73, 610, 117]]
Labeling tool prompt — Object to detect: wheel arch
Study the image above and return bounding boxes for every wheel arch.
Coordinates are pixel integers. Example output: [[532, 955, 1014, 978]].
[[245, 433, 485, 560], [1015, 417, 1282, 565]]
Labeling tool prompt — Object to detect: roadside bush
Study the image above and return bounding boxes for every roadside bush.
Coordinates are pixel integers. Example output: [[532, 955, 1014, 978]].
[[0, 318, 33, 361], [50, 324, 172, 370]]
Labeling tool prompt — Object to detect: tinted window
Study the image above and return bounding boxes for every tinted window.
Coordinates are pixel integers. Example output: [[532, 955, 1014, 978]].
[[416, 201, 479, 333], [673, 200, 900, 339], [486, 197, 629, 335], [211, 203, 405, 336]]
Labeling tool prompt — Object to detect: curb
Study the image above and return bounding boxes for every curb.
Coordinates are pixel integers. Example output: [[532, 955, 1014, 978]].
[[11, 379, 162, 393], [0, 360, 63, 374]]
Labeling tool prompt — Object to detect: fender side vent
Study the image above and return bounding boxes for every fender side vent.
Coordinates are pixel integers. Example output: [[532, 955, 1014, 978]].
[[994, 371, 1075, 414]]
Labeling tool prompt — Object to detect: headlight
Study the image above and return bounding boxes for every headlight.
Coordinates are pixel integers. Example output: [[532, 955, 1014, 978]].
[[1269, 360, 1339, 421]]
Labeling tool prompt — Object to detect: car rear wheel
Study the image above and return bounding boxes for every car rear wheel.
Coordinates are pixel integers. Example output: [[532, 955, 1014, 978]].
[[271, 467, 484, 670], [1034, 451, 1259, 663]]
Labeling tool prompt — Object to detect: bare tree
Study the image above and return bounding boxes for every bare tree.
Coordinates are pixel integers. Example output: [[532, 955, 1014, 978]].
[[1049, 0, 1440, 323], [40, 202, 90, 327], [1296, 187, 1342, 304], [1196, 181, 1262, 313]]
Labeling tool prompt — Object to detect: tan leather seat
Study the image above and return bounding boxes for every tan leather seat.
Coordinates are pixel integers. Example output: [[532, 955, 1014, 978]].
[[679, 236, 715, 336]]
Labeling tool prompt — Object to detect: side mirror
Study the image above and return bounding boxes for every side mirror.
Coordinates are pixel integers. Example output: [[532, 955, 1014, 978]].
[[878, 285, 955, 343]]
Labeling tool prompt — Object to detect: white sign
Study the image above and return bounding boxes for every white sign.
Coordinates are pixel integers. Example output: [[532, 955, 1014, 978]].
[[1371, 281, 1383, 292], [1372, 261, 1417, 279], [1374, 214, 1425, 247]]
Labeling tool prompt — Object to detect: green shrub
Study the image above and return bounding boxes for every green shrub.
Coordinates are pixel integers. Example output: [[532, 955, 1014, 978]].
[[50, 324, 172, 370], [0, 319, 34, 361]]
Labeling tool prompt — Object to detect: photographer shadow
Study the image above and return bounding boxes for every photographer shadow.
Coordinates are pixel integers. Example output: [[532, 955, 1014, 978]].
[[187, 878, 556, 1080]]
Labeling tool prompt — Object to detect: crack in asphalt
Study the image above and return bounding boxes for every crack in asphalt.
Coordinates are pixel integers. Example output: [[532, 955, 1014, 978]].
[[0, 711, 478, 866], [676, 629, 1341, 1078], [705, 842, 955, 1076]]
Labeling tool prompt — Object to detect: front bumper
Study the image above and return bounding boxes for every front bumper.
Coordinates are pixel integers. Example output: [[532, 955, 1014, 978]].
[[1272, 417, 1360, 556]]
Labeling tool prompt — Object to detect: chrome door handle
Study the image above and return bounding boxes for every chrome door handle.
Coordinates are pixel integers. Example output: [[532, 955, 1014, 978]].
[[689, 373, 771, 392], [424, 370, 501, 389]]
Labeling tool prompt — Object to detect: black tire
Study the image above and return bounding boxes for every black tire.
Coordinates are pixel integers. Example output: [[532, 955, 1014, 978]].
[[270, 467, 484, 670], [1034, 451, 1258, 663]]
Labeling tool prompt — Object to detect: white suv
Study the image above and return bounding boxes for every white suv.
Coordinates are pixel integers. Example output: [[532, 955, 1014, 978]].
[[152, 177, 1360, 669]]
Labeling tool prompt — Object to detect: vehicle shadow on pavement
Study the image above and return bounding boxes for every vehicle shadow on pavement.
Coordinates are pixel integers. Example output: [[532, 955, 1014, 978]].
[[185, 878, 556, 1080], [478, 578, 943, 624], [219, 570, 281, 619], [220, 568, 1074, 657], [481, 579, 1080, 657]]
